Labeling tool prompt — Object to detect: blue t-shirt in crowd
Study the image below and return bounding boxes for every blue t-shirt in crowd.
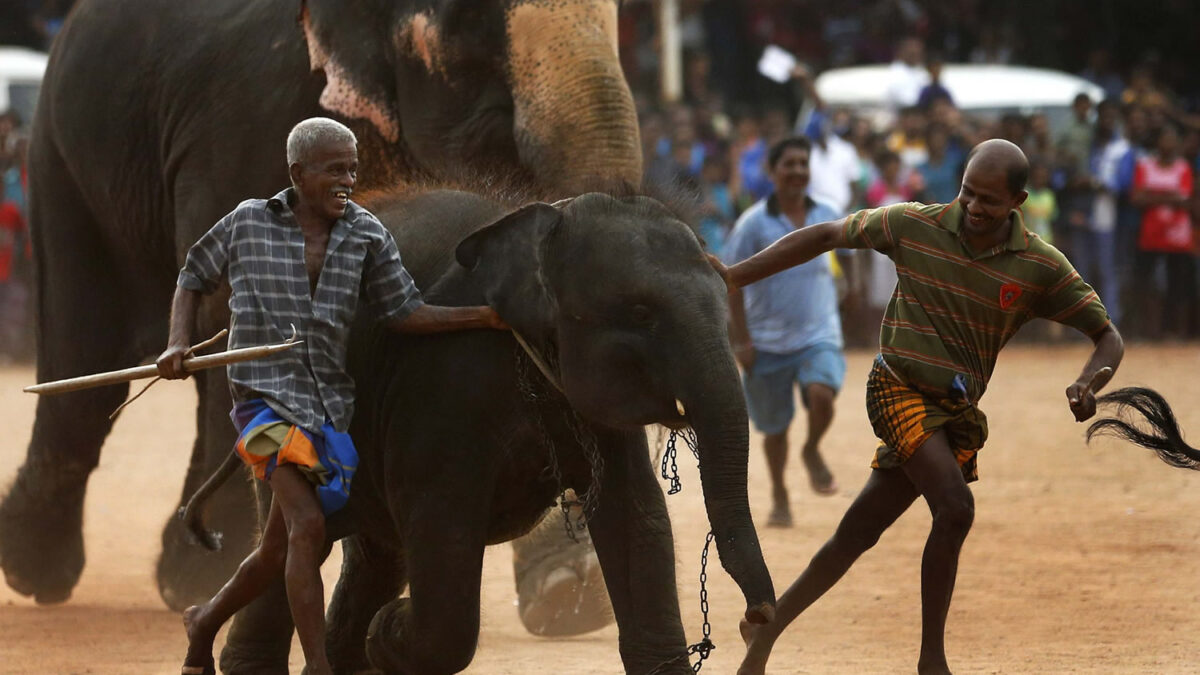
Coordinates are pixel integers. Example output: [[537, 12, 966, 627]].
[[917, 150, 964, 204], [737, 139, 772, 202], [722, 195, 844, 353]]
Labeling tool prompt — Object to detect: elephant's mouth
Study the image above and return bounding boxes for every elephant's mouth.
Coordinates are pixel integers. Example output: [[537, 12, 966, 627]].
[[658, 399, 689, 430]]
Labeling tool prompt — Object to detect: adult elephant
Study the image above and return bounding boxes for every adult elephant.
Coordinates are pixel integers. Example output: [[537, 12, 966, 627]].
[[188, 186, 776, 674], [0, 0, 641, 610]]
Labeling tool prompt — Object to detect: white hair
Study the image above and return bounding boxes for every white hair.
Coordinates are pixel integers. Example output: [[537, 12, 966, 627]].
[[286, 117, 357, 165]]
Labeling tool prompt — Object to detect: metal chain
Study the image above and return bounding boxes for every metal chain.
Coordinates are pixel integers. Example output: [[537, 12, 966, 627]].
[[687, 531, 716, 672], [660, 428, 699, 495], [514, 345, 576, 542], [514, 341, 605, 542], [660, 430, 683, 494], [644, 530, 717, 675], [651, 424, 669, 467]]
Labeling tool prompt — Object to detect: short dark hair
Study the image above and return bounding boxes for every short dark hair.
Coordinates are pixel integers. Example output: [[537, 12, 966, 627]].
[[767, 136, 811, 169], [965, 145, 1029, 195]]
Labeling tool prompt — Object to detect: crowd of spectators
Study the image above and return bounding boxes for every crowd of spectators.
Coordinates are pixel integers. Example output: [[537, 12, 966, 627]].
[[0, 111, 30, 362], [2, 0, 1200, 358], [625, 1, 1200, 344]]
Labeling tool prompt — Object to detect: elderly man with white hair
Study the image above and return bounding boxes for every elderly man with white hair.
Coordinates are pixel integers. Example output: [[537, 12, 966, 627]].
[[156, 117, 508, 675]]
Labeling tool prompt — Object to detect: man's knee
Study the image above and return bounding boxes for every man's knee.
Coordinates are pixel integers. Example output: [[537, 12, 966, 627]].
[[257, 534, 289, 570], [931, 491, 974, 538], [832, 519, 886, 555], [805, 383, 835, 408], [286, 510, 326, 553]]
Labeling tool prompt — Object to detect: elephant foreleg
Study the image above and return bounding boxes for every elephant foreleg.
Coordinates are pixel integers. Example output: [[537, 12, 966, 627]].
[[0, 138, 138, 603], [366, 494, 487, 674], [327, 535, 405, 674], [585, 429, 691, 674]]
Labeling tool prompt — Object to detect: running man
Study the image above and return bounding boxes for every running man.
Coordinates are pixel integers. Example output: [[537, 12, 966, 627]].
[[723, 136, 857, 526], [715, 138, 1124, 675]]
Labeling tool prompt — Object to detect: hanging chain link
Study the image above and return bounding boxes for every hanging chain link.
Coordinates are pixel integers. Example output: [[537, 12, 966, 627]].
[[517, 344, 713, 671], [660, 430, 683, 494], [687, 530, 716, 672], [645, 530, 717, 675], [660, 428, 700, 495]]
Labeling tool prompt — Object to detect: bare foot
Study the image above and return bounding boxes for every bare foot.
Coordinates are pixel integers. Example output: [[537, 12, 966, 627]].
[[766, 504, 793, 528], [736, 618, 773, 675], [917, 658, 954, 675], [181, 605, 215, 675], [801, 449, 838, 495]]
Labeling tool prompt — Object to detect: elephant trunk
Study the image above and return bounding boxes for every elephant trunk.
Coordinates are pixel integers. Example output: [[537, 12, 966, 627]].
[[677, 337, 776, 626], [505, 0, 643, 195]]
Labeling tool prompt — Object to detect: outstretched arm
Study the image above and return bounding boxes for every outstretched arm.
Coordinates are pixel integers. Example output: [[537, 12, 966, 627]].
[[156, 285, 202, 379], [385, 304, 508, 335], [728, 219, 847, 287], [728, 285, 755, 371], [1065, 323, 1124, 422]]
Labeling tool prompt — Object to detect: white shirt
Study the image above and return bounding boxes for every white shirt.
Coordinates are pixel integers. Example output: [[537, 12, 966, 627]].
[[885, 61, 929, 110], [807, 133, 861, 215]]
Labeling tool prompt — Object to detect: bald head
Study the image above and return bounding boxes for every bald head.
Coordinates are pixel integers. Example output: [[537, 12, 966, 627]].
[[965, 139, 1029, 196]]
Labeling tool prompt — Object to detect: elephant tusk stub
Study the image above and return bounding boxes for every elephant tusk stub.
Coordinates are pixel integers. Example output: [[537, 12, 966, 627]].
[[676, 399, 687, 416]]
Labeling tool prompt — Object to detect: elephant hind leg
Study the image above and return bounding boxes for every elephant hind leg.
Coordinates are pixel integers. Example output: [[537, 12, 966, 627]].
[[157, 367, 259, 613], [327, 535, 406, 673], [0, 135, 138, 604], [512, 504, 612, 637]]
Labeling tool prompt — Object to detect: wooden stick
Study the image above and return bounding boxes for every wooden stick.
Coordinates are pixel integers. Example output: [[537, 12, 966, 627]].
[[108, 329, 231, 419], [25, 335, 302, 396]]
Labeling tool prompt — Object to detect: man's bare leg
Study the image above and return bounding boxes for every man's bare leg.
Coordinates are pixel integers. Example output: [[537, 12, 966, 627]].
[[183, 488, 288, 673], [763, 431, 792, 526], [800, 383, 837, 494], [738, 466, 919, 675], [266, 465, 331, 674], [181, 464, 330, 674], [899, 433, 974, 675]]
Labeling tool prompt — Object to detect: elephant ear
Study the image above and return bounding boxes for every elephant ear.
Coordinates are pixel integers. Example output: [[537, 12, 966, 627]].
[[455, 202, 562, 335], [300, 0, 405, 143]]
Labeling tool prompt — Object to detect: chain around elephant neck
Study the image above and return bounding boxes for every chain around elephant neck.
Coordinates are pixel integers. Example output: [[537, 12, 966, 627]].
[[512, 335, 602, 541], [511, 329, 565, 394]]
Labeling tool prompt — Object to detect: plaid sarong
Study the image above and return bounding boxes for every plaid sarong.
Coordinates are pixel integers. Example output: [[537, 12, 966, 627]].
[[865, 355, 988, 483], [231, 399, 358, 515]]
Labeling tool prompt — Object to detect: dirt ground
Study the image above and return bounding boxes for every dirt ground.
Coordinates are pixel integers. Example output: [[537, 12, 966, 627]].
[[2, 344, 1199, 674]]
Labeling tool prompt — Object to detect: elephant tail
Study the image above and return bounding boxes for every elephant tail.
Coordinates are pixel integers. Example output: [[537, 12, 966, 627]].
[[1087, 387, 1200, 470], [177, 451, 243, 551]]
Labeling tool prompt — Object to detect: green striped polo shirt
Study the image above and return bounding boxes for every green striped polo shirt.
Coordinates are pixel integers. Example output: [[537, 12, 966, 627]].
[[844, 200, 1110, 402]]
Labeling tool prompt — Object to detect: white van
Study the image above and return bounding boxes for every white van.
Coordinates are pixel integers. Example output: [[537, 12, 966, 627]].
[[814, 63, 1106, 132], [0, 47, 49, 128]]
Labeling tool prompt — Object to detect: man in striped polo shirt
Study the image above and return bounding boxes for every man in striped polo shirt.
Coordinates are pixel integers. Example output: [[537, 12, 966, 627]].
[[719, 139, 1125, 675]]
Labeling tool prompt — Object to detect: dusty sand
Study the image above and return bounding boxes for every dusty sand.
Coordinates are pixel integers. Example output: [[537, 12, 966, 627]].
[[2, 344, 1199, 674]]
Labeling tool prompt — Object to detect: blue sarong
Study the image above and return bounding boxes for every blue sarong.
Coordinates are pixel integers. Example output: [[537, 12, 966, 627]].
[[230, 399, 358, 515]]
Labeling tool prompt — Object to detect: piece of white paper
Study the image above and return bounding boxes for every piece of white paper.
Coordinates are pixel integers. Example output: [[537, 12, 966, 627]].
[[757, 44, 797, 83]]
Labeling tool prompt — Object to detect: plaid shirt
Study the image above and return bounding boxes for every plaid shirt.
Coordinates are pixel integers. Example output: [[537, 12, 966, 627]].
[[178, 188, 423, 433]]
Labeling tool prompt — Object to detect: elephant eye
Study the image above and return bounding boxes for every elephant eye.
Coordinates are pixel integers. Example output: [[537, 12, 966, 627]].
[[630, 304, 653, 326]]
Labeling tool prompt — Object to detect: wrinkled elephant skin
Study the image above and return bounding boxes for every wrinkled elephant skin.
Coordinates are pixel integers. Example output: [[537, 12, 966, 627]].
[[214, 187, 774, 674], [0, 0, 639, 609]]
